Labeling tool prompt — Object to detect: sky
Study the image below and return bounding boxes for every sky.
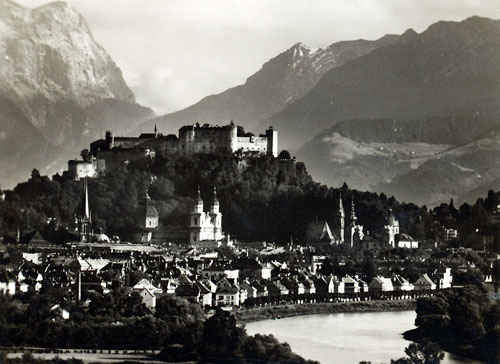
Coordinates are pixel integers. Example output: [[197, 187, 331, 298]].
[[16, 0, 500, 115]]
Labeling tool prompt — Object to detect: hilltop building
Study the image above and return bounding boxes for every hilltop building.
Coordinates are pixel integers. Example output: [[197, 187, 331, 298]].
[[189, 186, 224, 244], [67, 158, 105, 181], [86, 122, 278, 175]]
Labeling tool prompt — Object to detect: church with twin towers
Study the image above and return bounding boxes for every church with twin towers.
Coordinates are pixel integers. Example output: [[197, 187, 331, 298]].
[[319, 194, 364, 247]]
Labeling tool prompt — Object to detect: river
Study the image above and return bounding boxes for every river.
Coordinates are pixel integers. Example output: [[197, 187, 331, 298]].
[[245, 310, 482, 364]]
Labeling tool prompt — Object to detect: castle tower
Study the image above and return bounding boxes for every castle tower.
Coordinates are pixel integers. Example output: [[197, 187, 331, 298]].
[[266, 127, 279, 157], [228, 121, 238, 153], [105, 130, 114, 149]]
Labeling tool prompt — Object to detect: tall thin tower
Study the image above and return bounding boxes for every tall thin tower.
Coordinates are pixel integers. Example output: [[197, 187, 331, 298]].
[[338, 193, 345, 244], [79, 177, 92, 242]]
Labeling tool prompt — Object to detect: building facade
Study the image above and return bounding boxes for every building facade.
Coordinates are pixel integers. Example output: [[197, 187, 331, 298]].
[[89, 122, 278, 161]]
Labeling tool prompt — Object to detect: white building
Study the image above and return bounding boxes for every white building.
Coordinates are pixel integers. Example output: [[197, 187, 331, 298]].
[[189, 186, 223, 244], [434, 267, 453, 289], [369, 276, 394, 292], [397, 234, 419, 249]]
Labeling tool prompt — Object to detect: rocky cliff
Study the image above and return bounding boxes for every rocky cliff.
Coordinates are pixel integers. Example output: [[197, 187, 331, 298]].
[[0, 0, 153, 187]]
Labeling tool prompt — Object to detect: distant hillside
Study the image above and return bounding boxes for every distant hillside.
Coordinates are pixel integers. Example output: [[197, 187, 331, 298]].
[[139, 35, 399, 135], [297, 112, 500, 206], [268, 16, 500, 149], [0, 0, 154, 187]]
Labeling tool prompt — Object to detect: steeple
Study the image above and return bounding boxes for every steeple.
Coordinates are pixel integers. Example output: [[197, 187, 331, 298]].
[[83, 177, 90, 220], [339, 192, 344, 217], [338, 192, 345, 243], [194, 185, 203, 213], [154, 124, 158, 137], [211, 185, 220, 213], [79, 177, 92, 241]]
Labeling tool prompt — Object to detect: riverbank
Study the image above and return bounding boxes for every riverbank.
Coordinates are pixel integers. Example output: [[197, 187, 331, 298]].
[[403, 328, 488, 363], [236, 299, 416, 323]]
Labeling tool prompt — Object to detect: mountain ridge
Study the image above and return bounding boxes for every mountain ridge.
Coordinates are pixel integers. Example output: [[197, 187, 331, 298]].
[[137, 33, 400, 135], [0, 0, 154, 187]]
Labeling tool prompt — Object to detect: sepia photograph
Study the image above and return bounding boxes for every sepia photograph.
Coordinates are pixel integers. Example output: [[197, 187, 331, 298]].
[[0, 0, 499, 363]]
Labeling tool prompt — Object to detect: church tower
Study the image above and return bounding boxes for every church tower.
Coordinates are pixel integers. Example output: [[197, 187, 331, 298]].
[[384, 209, 399, 248], [189, 186, 204, 243], [210, 186, 223, 240], [78, 177, 92, 242], [347, 198, 364, 247], [337, 193, 345, 244]]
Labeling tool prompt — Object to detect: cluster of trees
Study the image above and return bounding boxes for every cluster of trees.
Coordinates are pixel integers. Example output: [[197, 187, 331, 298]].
[[0, 291, 203, 349], [406, 284, 499, 362], [159, 309, 318, 364], [1, 151, 499, 246], [0, 352, 83, 364], [0, 292, 317, 364]]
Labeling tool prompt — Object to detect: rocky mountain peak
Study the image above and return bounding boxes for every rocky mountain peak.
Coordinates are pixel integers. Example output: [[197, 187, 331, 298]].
[[0, 0, 153, 188]]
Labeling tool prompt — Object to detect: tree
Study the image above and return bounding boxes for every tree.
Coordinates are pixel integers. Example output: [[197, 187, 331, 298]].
[[362, 256, 377, 282], [278, 150, 291, 160], [80, 149, 90, 162], [391, 342, 444, 364]]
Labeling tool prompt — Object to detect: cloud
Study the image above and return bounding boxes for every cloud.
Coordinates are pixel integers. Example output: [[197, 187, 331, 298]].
[[16, 0, 500, 114]]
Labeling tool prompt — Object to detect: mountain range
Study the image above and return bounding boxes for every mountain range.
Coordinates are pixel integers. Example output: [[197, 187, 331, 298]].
[[1, 0, 498, 207], [0, 0, 153, 187], [138, 34, 400, 134]]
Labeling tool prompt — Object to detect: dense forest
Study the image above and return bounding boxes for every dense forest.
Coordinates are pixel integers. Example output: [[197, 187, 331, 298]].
[[405, 284, 500, 362], [0, 152, 499, 246]]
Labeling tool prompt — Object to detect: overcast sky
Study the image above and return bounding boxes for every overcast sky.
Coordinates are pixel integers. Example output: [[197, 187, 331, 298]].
[[17, 0, 500, 115]]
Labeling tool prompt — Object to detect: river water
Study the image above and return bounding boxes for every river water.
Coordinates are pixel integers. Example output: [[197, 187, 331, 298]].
[[245, 311, 482, 364]]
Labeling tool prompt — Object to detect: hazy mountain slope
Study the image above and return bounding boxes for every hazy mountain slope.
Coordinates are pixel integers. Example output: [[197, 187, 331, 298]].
[[269, 16, 500, 150], [139, 35, 399, 135], [297, 112, 500, 206], [0, 0, 154, 187]]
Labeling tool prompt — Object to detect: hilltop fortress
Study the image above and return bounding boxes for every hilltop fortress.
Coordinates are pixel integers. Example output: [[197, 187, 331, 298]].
[[68, 122, 279, 179]]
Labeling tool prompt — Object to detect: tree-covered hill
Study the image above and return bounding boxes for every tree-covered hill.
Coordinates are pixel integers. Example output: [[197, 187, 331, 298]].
[[1, 152, 499, 246]]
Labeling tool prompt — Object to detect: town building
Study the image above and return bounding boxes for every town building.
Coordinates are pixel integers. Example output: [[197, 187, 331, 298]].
[[414, 274, 436, 290], [189, 186, 223, 244], [396, 234, 419, 249], [443, 228, 458, 241], [369, 276, 394, 293]]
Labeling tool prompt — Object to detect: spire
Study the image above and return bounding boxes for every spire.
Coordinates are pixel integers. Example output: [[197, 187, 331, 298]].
[[213, 185, 218, 202], [154, 124, 158, 137], [83, 177, 90, 220], [339, 192, 344, 216]]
